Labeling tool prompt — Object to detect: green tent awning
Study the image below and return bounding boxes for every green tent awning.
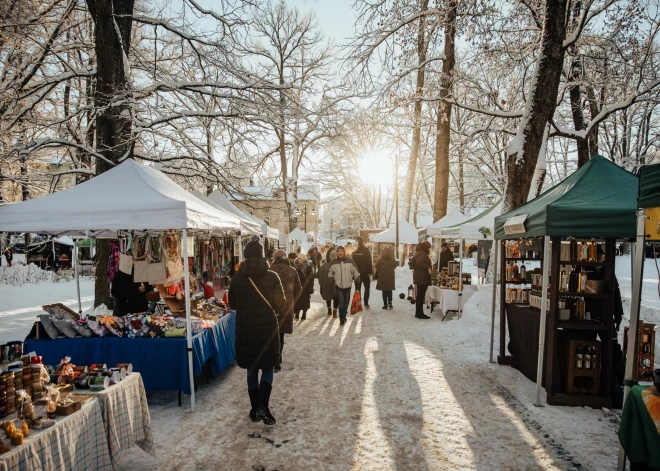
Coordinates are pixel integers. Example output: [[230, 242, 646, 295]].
[[495, 155, 638, 240], [638, 163, 660, 209], [75, 238, 96, 248]]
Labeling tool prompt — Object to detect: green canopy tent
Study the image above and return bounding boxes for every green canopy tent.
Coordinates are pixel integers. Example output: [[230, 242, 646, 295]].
[[618, 162, 660, 470], [494, 155, 638, 240], [74, 238, 96, 248], [491, 155, 639, 406]]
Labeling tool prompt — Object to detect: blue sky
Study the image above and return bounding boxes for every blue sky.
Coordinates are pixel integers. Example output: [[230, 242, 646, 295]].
[[287, 0, 358, 44]]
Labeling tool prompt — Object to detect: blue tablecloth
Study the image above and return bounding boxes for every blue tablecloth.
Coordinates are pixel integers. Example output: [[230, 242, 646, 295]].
[[25, 312, 235, 394]]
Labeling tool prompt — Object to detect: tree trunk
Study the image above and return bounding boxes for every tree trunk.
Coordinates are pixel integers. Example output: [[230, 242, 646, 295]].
[[87, 0, 135, 308], [403, 0, 430, 222], [432, 0, 456, 222], [504, 0, 567, 212], [527, 124, 550, 201]]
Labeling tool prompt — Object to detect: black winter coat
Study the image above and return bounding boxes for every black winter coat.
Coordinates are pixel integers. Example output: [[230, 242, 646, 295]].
[[111, 269, 151, 316], [228, 257, 285, 370], [269, 258, 301, 335], [375, 248, 396, 291], [413, 250, 432, 286], [439, 249, 454, 270], [294, 260, 314, 311], [352, 245, 373, 276]]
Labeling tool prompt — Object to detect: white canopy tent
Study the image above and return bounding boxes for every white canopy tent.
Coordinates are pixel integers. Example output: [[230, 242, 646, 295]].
[[426, 208, 468, 236], [0, 159, 241, 412], [371, 220, 423, 245], [192, 190, 261, 236], [288, 227, 306, 244], [208, 190, 279, 241], [437, 200, 502, 319]]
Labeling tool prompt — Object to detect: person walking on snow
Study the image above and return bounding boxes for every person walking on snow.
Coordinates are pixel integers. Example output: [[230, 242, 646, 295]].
[[375, 246, 396, 309], [269, 250, 302, 372], [413, 242, 432, 319], [352, 236, 373, 308], [228, 239, 285, 425], [328, 246, 360, 326], [293, 253, 314, 320], [318, 249, 339, 317], [3, 249, 12, 267]]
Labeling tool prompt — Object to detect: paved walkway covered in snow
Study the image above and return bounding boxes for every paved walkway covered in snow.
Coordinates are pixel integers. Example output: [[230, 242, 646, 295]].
[[122, 291, 619, 470]]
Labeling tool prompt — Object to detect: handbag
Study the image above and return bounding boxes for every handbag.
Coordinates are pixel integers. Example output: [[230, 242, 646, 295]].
[[133, 235, 149, 282], [118, 234, 133, 275], [165, 234, 184, 280], [147, 233, 167, 285], [350, 291, 363, 315]]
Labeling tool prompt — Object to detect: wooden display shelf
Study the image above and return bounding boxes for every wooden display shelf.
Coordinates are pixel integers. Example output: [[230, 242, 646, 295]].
[[559, 260, 612, 267], [557, 322, 609, 331], [497, 355, 514, 366], [504, 258, 543, 261], [504, 280, 531, 285], [559, 292, 610, 299]]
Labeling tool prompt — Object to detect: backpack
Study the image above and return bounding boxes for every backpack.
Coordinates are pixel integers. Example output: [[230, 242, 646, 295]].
[[408, 254, 416, 270]]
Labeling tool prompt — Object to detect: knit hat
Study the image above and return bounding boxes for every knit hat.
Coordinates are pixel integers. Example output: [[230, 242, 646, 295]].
[[328, 250, 337, 260], [297, 253, 307, 261], [416, 243, 426, 252], [273, 249, 288, 261], [244, 240, 263, 258], [422, 240, 432, 249]]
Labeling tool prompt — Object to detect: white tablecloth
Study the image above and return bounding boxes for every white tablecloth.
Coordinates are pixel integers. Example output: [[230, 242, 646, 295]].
[[425, 285, 479, 314]]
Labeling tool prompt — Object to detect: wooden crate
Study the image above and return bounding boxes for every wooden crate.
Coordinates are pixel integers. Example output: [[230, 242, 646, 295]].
[[565, 339, 601, 395], [623, 322, 656, 380]]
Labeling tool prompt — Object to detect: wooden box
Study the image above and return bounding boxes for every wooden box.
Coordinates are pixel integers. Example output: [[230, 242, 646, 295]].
[[623, 322, 656, 380], [566, 339, 601, 395]]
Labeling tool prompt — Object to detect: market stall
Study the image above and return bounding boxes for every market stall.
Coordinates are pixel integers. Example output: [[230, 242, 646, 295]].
[[370, 219, 423, 263], [0, 159, 241, 412], [425, 284, 478, 321], [437, 200, 502, 318], [494, 155, 638, 408], [617, 161, 660, 470]]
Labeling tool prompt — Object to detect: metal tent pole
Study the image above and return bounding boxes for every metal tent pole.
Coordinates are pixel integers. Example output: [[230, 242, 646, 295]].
[[74, 243, 82, 314], [182, 229, 196, 412], [458, 238, 463, 318], [489, 240, 499, 363], [617, 210, 647, 471], [534, 235, 551, 407], [395, 154, 399, 263]]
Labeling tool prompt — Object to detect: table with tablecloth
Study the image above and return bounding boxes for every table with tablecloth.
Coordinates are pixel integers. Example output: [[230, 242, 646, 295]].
[[425, 285, 478, 316], [25, 311, 236, 394], [619, 385, 660, 469], [78, 372, 154, 469], [0, 399, 112, 471]]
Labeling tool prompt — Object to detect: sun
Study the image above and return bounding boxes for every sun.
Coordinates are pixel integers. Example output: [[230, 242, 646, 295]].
[[358, 150, 394, 186]]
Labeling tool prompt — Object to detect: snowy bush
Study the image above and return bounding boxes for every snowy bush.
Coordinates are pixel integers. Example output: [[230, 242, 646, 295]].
[[0, 264, 56, 285]]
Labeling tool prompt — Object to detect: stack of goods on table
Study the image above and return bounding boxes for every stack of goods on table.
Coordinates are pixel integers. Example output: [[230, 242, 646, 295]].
[[434, 261, 472, 290], [37, 304, 231, 340], [0, 354, 133, 455]]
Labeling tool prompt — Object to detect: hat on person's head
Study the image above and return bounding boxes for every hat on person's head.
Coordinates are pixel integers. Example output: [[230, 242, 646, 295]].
[[416, 243, 425, 252], [422, 240, 432, 249], [244, 240, 263, 258], [273, 249, 288, 261], [297, 253, 307, 261], [328, 250, 337, 260]]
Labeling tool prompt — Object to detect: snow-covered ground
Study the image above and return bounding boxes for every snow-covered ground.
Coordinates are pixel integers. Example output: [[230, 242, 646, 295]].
[[120, 287, 620, 471], [0, 278, 94, 344]]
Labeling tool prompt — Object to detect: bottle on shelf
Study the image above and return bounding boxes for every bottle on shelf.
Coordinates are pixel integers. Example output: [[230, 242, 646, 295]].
[[578, 271, 588, 293], [506, 241, 513, 258], [560, 265, 568, 292], [576, 345, 584, 369], [519, 261, 527, 282], [590, 346, 597, 370], [513, 261, 519, 281], [580, 240, 589, 261], [568, 265, 578, 292], [584, 346, 592, 369], [588, 240, 598, 262], [513, 241, 519, 259], [570, 238, 578, 262], [577, 298, 586, 320], [506, 262, 513, 281]]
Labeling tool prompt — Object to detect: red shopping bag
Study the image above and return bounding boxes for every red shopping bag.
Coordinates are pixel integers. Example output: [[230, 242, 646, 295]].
[[350, 291, 363, 315]]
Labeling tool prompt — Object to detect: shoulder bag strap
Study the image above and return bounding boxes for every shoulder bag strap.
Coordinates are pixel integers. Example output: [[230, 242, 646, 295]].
[[248, 277, 275, 313]]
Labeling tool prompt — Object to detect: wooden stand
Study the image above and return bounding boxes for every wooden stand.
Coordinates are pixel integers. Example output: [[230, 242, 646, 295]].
[[566, 339, 601, 395], [623, 322, 656, 380]]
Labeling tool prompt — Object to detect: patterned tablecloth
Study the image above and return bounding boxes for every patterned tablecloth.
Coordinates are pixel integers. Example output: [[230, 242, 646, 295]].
[[0, 399, 112, 471], [81, 372, 155, 470]]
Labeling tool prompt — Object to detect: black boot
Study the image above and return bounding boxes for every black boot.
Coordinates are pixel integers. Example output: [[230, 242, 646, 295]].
[[257, 382, 276, 425], [301, 310, 307, 320], [294, 311, 300, 320], [248, 389, 261, 422]]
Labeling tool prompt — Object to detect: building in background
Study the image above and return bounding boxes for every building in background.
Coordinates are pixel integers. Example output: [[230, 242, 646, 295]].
[[233, 185, 320, 235]]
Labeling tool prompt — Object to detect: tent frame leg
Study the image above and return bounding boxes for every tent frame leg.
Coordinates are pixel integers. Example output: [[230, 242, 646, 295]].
[[617, 210, 647, 471], [183, 229, 196, 412], [534, 235, 551, 407], [489, 241, 499, 363]]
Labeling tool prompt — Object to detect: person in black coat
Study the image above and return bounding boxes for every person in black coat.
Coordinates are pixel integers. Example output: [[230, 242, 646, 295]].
[[438, 242, 454, 270], [413, 243, 432, 319], [228, 239, 286, 425], [352, 237, 373, 308], [110, 269, 151, 316], [293, 254, 314, 320]]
